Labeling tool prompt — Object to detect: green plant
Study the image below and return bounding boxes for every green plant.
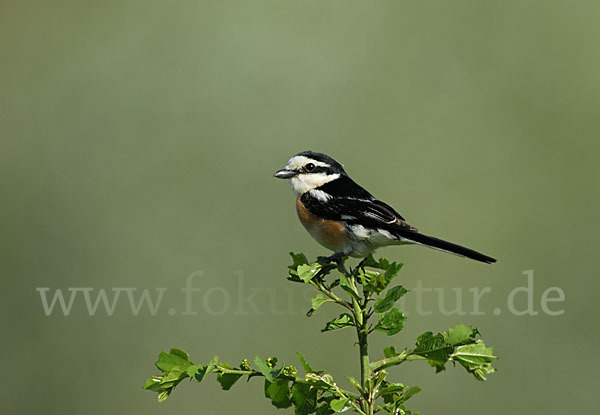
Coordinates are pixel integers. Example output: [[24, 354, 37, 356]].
[[143, 253, 498, 414]]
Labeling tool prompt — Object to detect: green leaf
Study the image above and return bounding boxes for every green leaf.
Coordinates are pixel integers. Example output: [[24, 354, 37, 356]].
[[296, 352, 313, 373], [413, 332, 453, 371], [375, 308, 406, 335], [292, 382, 318, 415], [192, 365, 207, 382], [402, 386, 421, 402], [330, 398, 348, 412], [444, 324, 480, 347], [304, 373, 336, 391], [374, 286, 408, 313], [186, 365, 198, 377], [316, 402, 335, 415], [347, 376, 362, 393], [264, 378, 292, 408], [216, 363, 242, 390], [382, 262, 403, 287], [254, 356, 278, 382], [289, 252, 309, 268], [360, 260, 403, 294], [356, 267, 382, 288], [155, 350, 193, 373], [206, 356, 219, 375], [288, 252, 310, 282], [157, 390, 170, 403], [307, 294, 333, 317], [161, 369, 184, 385], [321, 313, 355, 332], [297, 263, 323, 283], [190, 356, 218, 382], [143, 375, 163, 392], [383, 346, 399, 358], [169, 348, 190, 361], [378, 382, 406, 403], [362, 254, 390, 269], [339, 274, 360, 300], [451, 341, 498, 380]]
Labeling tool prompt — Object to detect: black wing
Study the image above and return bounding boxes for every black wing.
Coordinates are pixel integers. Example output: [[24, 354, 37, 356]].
[[314, 175, 412, 225], [300, 193, 416, 231], [301, 193, 496, 263]]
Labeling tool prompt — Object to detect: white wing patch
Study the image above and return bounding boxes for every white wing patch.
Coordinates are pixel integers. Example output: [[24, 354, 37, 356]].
[[349, 224, 372, 239], [309, 189, 332, 202], [377, 229, 395, 239], [349, 225, 397, 241]]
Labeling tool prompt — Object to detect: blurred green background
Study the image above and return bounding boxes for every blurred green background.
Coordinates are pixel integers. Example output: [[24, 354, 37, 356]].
[[2, 0, 599, 414]]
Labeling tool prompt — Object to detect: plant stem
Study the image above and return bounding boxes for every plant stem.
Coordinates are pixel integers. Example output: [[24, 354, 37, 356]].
[[311, 280, 353, 311], [369, 352, 425, 372], [344, 268, 374, 415], [358, 328, 372, 415]]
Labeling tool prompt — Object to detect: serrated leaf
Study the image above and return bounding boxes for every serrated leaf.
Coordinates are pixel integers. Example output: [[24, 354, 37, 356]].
[[347, 376, 362, 393], [186, 365, 199, 377], [339, 274, 360, 300], [451, 341, 498, 380], [378, 382, 406, 403], [297, 263, 323, 283], [292, 382, 318, 415], [193, 365, 207, 382], [452, 342, 497, 366], [216, 363, 242, 390], [317, 402, 335, 415], [357, 267, 382, 287], [321, 313, 355, 332], [361, 260, 403, 294], [382, 262, 403, 287], [444, 324, 480, 347], [192, 356, 218, 382], [143, 375, 163, 392], [330, 398, 348, 412], [155, 350, 192, 373], [157, 390, 170, 403], [413, 332, 453, 371], [288, 252, 310, 282], [296, 352, 314, 374], [206, 356, 218, 374], [264, 378, 292, 408], [307, 294, 333, 317], [304, 373, 336, 391], [169, 348, 190, 360], [362, 254, 390, 269], [402, 385, 421, 402], [375, 308, 406, 335], [162, 369, 184, 384], [254, 356, 278, 382], [383, 346, 399, 358], [374, 286, 408, 313], [289, 252, 309, 268]]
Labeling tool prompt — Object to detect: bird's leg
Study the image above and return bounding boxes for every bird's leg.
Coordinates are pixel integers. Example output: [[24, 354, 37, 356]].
[[316, 253, 346, 288], [317, 252, 345, 264], [353, 256, 369, 277]]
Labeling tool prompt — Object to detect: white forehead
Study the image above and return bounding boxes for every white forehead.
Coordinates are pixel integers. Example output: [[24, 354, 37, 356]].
[[286, 155, 330, 170]]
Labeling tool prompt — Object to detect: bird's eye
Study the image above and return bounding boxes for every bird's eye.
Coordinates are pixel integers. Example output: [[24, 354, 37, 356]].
[[304, 163, 316, 172]]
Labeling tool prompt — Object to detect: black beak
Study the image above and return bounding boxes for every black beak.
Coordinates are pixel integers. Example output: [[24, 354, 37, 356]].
[[273, 169, 298, 179]]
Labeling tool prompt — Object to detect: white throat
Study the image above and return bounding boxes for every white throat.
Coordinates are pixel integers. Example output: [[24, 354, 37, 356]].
[[289, 173, 340, 195]]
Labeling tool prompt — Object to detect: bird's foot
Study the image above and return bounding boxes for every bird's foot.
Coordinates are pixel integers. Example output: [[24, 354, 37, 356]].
[[317, 252, 346, 265]]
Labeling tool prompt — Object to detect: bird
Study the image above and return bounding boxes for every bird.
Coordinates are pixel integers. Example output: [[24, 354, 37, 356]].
[[274, 151, 496, 264]]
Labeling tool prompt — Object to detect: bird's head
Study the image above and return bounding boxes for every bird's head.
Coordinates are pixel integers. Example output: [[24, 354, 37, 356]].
[[274, 151, 346, 195]]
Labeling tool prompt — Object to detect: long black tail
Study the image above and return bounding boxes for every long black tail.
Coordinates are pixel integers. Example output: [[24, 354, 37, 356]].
[[395, 229, 497, 264]]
